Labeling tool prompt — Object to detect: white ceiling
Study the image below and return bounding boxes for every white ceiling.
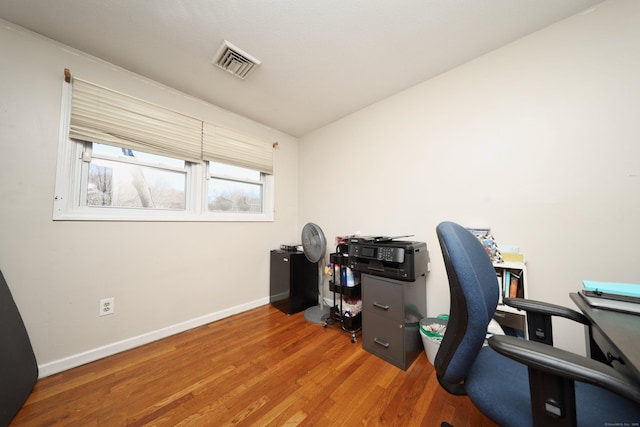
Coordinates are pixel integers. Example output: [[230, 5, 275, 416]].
[[0, 0, 603, 137]]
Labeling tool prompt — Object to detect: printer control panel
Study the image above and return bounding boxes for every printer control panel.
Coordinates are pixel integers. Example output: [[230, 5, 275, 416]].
[[348, 241, 406, 263]]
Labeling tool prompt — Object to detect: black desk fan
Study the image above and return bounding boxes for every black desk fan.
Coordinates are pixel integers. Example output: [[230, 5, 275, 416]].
[[301, 222, 329, 324]]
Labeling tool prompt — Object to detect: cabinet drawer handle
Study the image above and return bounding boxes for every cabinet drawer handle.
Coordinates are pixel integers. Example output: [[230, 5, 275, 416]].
[[374, 338, 390, 348], [373, 301, 390, 310]]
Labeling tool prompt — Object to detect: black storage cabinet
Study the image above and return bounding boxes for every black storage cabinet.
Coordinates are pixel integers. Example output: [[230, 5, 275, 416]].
[[270, 249, 318, 314]]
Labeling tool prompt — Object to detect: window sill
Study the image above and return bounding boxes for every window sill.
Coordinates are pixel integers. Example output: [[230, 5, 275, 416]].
[[52, 207, 274, 222]]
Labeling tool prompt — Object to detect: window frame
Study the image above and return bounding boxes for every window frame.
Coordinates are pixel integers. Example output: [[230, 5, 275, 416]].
[[53, 82, 274, 222], [80, 142, 192, 210]]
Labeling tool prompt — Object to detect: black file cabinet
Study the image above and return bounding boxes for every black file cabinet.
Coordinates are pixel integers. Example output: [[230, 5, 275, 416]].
[[362, 273, 426, 370], [270, 250, 318, 314]]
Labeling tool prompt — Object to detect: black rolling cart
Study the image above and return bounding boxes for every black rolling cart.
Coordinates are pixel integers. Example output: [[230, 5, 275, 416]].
[[323, 245, 362, 343]]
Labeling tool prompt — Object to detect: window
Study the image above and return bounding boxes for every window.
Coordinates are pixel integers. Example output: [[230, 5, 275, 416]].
[[84, 143, 188, 210], [207, 162, 264, 213], [54, 76, 274, 221]]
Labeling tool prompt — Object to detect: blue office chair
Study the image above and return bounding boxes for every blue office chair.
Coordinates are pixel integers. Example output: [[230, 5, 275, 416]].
[[435, 221, 640, 427]]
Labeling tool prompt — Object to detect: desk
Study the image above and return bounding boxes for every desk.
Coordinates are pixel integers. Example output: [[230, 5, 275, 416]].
[[570, 292, 640, 380]]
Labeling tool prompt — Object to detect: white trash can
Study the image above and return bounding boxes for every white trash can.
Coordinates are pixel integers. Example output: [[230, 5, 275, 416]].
[[419, 316, 448, 365]]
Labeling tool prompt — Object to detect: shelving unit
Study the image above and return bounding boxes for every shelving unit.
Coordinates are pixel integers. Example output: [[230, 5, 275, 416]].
[[493, 261, 528, 338], [323, 248, 362, 343]]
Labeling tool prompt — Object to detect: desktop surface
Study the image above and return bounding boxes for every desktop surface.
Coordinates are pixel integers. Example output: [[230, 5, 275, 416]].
[[571, 292, 640, 380]]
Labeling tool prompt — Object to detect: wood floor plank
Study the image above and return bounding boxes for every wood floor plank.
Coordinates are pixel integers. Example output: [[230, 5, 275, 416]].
[[11, 305, 498, 426]]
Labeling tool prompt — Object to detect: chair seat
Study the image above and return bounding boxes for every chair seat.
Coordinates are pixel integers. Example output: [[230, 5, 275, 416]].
[[466, 346, 640, 427]]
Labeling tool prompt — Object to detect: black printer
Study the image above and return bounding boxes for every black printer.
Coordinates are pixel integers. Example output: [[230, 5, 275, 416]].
[[347, 236, 429, 282]]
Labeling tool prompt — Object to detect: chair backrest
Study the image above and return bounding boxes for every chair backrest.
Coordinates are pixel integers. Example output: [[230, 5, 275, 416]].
[[435, 221, 499, 388], [0, 270, 38, 425]]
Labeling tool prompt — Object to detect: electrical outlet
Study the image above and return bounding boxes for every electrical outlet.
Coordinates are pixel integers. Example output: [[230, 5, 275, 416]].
[[99, 297, 115, 316]]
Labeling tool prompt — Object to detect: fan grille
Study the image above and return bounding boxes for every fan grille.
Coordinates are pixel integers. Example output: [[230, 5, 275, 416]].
[[301, 223, 326, 263]]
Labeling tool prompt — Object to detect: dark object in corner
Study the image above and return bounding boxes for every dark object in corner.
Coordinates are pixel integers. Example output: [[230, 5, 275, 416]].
[[0, 270, 38, 426], [269, 250, 318, 314]]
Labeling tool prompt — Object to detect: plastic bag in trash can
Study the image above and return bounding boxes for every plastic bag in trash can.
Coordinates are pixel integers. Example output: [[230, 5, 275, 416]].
[[420, 315, 448, 365]]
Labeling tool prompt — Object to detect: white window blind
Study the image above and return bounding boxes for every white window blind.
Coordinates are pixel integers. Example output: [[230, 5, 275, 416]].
[[202, 123, 273, 175], [69, 79, 203, 163]]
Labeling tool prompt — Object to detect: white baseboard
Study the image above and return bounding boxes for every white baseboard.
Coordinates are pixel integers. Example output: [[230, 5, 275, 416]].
[[37, 297, 270, 378]]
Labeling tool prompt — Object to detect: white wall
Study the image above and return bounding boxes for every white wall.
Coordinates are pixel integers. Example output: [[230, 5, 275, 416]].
[[298, 0, 640, 355], [0, 20, 300, 376]]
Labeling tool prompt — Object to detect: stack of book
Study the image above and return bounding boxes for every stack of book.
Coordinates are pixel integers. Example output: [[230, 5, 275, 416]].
[[579, 280, 640, 315], [496, 268, 524, 303]]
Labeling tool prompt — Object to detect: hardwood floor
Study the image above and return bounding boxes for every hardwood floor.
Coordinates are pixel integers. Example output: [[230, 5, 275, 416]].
[[12, 305, 497, 426]]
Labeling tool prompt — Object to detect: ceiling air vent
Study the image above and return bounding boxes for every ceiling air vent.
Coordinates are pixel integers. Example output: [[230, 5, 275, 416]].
[[212, 40, 261, 80]]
